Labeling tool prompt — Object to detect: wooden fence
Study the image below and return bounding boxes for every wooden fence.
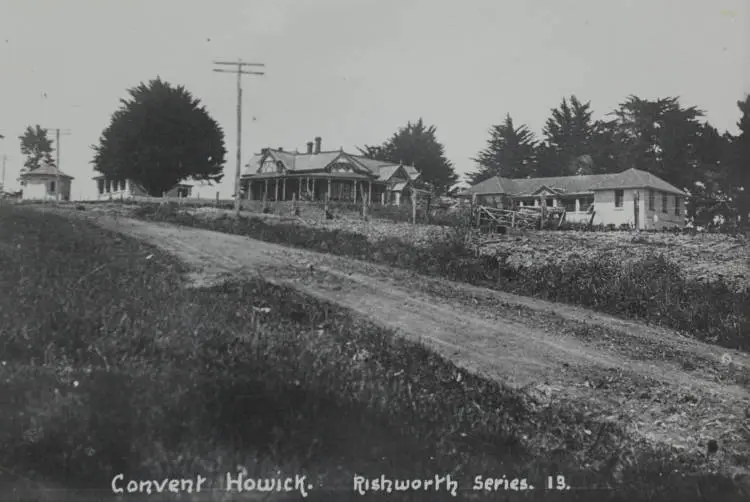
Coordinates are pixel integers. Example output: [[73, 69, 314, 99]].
[[471, 204, 569, 231]]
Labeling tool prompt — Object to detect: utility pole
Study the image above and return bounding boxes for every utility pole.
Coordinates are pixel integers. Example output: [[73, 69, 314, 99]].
[[1, 155, 6, 194], [213, 59, 265, 216], [0, 133, 4, 194], [48, 128, 71, 202]]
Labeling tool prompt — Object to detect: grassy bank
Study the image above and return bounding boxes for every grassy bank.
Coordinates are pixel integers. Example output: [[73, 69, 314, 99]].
[[0, 206, 745, 500], [132, 203, 750, 353]]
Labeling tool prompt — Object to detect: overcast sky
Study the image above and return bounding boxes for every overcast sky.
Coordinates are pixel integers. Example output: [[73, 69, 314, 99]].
[[1, 0, 748, 199]]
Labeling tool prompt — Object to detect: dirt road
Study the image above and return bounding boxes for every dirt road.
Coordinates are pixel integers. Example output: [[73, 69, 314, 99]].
[[63, 210, 750, 474]]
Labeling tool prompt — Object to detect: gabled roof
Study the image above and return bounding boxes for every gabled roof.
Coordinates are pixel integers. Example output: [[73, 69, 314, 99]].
[[22, 164, 74, 179], [243, 147, 420, 182], [467, 169, 684, 197], [588, 168, 685, 195], [507, 174, 610, 196], [467, 176, 515, 195], [403, 165, 420, 180], [530, 184, 564, 196]]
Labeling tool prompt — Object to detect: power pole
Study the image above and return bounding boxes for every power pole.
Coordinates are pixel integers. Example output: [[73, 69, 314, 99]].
[[213, 59, 265, 216], [1, 154, 6, 194], [48, 128, 71, 202]]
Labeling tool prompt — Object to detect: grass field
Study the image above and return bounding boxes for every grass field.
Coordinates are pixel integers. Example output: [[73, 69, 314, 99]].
[[0, 205, 747, 500]]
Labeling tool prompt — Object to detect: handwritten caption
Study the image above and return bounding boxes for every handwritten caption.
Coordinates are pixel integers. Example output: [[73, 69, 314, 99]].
[[111, 472, 572, 497]]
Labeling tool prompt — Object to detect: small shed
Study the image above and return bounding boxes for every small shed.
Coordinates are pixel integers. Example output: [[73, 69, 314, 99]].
[[20, 163, 74, 201]]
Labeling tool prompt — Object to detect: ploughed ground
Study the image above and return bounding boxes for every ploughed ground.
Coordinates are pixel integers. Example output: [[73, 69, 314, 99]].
[[56, 207, 750, 479]]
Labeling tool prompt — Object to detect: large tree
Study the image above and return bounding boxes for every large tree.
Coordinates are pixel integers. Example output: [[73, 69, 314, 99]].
[[686, 123, 737, 223], [732, 94, 750, 222], [18, 125, 55, 179], [358, 118, 457, 194], [608, 95, 704, 191], [468, 114, 537, 183], [92, 78, 226, 195], [538, 95, 597, 177]]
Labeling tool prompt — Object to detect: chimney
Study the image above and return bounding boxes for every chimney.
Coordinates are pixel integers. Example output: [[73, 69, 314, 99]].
[[278, 147, 284, 152], [261, 147, 269, 155], [314, 136, 322, 154], [306, 141, 314, 154]]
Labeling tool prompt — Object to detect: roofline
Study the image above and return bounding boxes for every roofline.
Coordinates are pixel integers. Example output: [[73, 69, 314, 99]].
[[591, 184, 686, 195], [23, 172, 74, 179]]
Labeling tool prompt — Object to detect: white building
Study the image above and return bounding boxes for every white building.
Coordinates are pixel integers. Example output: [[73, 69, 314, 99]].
[[20, 163, 74, 201]]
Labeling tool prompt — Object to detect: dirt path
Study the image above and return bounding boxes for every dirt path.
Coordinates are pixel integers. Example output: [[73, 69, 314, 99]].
[[64, 210, 750, 473]]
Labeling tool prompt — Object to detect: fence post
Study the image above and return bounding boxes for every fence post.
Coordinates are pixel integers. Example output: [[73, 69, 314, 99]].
[[471, 193, 477, 228], [292, 192, 298, 216], [215, 192, 219, 208], [360, 183, 367, 221], [412, 190, 417, 224], [425, 194, 431, 224], [511, 211, 515, 229], [540, 199, 546, 230], [324, 193, 330, 219]]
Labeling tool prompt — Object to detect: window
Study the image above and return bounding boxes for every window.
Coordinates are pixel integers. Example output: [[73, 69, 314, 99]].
[[648, 190, 655, 211], [546, 198, 554, 207], [662, 193, 668, 213], [120, 180, 126, 191], [580, 196, 594, 212], [614, 189, 624, 208], [49, 181, 56, 193], [562, 199, 577, 212], [674, 196, 680, 216]]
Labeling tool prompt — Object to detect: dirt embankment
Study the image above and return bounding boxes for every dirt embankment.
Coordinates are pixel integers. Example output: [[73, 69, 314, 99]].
[[55, 207, 750, 477]]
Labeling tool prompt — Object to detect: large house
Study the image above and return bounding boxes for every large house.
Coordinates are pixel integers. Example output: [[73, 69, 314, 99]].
[[92, 175, 205, 200], [466, 168, 686, 230], [19, 163, 74, 201], [241, 136, 421, 205]]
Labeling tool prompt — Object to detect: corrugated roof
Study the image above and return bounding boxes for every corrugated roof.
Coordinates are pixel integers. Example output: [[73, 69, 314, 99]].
[[467, 169, 685, 197], [23, 164, 74, 179]]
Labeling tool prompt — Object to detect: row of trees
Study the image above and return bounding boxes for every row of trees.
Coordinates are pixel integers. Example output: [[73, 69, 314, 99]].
[[18, 77, 744, 223], [468, 94, 750, 223]]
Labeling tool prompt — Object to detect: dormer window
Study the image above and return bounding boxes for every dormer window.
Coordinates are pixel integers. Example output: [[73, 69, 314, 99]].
[[260, 159, 276, 173], [330, 163, 351, 173]]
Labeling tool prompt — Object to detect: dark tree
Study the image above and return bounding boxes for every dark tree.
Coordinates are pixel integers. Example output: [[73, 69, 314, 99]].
[[686, 124, 737, 223], [92, 78, 226, 195], [469, 114, 537, 183], [609, 95, 703, 191], [358, 118, 457, 194], [538, 96, 597, 177], [732, 94, 750, 222], [18, 125, 55, 178]]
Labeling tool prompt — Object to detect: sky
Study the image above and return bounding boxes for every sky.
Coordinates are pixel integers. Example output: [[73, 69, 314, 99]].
[[0, 0, 748, 199]]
